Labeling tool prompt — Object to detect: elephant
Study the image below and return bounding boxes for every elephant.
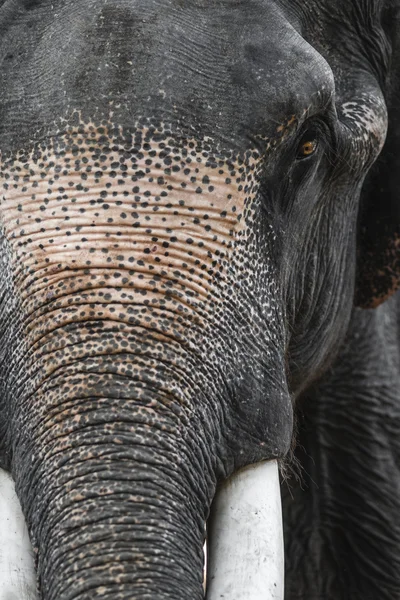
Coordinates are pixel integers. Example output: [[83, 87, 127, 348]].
[[0, 0, 399, 598]]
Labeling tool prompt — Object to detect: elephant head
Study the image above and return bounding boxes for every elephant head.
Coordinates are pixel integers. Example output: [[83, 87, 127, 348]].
[[0, 0, 398, 598]]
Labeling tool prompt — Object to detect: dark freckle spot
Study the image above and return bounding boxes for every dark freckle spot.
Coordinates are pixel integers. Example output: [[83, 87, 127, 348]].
[[196, 187, 202, 194], [100, 191, 107, 198]]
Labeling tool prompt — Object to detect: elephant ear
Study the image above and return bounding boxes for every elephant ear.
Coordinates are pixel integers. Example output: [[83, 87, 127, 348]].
[[355, 6, 400, 308]]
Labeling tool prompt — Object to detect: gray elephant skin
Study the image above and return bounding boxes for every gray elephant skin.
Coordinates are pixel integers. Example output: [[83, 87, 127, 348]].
[[0, 0, 399, 598]]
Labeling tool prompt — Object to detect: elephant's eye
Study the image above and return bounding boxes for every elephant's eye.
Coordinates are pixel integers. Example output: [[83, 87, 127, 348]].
[[297, 137, 319, 159]]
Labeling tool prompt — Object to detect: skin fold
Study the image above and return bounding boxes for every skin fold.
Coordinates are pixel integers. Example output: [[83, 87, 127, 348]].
[[0, 0, 399, 598], [283, 291, 400, 600]]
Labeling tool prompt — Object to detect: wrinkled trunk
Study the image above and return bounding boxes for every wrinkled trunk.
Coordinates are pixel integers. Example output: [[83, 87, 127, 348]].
[[13, 381, 213, 600], [2, 455, 286, 600], [2, 458, 286, 600]]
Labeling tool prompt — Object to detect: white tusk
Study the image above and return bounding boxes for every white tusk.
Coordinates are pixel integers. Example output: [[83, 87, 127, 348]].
[[206, 460, 284, 600], [0, 468, 37, 600]]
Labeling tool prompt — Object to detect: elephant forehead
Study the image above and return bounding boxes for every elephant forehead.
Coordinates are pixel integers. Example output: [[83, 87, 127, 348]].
[[0, 0, 334, 154]]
